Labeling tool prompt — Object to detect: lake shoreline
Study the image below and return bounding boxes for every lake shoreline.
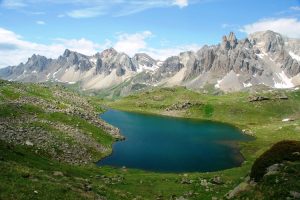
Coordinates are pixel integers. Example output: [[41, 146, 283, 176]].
[[98, 109, 252, 173]]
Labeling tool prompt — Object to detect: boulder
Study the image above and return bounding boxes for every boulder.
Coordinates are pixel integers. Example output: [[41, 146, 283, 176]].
[[225, 182, 249, 199], [53, 171, 64, 177]]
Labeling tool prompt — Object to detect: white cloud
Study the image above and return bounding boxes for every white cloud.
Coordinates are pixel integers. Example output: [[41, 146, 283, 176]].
[[173, 0, 188, 8], [0, 27, 109, 68], [36, 20, 45, 25], [67, 6, 107, 18], [144, 44, 202, 61], [290, 6, 300, 11], [113, 31, 202, 60], [114, 31, 153, 56], [0, 27, 201, 68], [1, 0, 198, 18], [240, 18, 300, 38], [1, 0, 26, 9]]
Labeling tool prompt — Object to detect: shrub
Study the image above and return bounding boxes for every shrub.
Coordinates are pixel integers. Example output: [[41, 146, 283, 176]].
[[250, 140, 300, 181], [203, 104, 214, 118]]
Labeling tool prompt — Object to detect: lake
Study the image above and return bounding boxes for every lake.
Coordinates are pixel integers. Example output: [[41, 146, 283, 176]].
[[97, 109, 252, 172]]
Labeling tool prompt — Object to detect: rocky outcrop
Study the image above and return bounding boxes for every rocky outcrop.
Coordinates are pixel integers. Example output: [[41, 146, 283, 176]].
[[249, 96, 270, 102], [165, 101, 201, 111], [0, 81, 123, 165]]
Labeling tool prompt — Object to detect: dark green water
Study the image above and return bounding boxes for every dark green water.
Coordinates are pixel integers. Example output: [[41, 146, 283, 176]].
[[97, 110, 251, 172]]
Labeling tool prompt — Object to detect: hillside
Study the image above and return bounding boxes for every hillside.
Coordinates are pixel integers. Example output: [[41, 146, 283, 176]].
[[1, 81, 300, 199]]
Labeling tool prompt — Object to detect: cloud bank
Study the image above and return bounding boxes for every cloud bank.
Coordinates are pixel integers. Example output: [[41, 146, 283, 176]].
[[0, 27, 201, 68], [241, 18, 300, 38], [1, 0, 193, 18]]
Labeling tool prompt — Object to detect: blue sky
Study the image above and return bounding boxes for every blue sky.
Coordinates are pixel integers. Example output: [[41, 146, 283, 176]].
[[0, 0, 300, 67]]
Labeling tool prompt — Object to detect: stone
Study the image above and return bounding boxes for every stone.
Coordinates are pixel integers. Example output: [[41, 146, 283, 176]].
[[181, 178, 192, 184], [211, 176, 223, 185], [200, 179, 209, 187], [282, 118, 294, 122], [84, 184, 92, 191], [249, 96, 270, 102], [25, 140, 33, 146], [290, 191, 300, 199], [225, 182, 249, 199], [53, 171, 64, 177], [242, 129, 254, 136], [265, 163, 281, 176], [293, 152, 300, 156]]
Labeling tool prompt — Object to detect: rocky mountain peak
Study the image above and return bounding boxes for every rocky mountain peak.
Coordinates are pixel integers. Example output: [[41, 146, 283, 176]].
[[100, 48, 118, 58], [228, 32, 238, 48], [27, 54, 46, 62], [25, 54, 50, 72], [132, 53, 156, 64], [1, 30, 300, 93], [221, 35, 229, 49], [221, 32, 238, 50], [249, 30, 284, 53], [63, 49, 72, 57]]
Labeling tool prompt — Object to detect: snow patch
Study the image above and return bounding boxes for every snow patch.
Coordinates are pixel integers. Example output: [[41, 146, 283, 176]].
[[136, 64, 158, 73], [289, 51, 300, 62], [89, 58, 97, 65], [243, 82, 252, 88], [256, 53, 265, 59], [215, 80, 222, 89], [274, 71, 294, 89], [282, 118, 293, 122], [67, 81, 76, 84], [157, 61, 163, 67], [52, 68, 62, 79]]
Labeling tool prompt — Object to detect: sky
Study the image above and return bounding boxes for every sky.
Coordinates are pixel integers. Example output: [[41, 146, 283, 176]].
[[0, 0, 300, 68]]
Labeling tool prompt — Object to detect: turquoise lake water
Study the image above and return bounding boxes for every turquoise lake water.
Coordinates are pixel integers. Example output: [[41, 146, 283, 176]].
[[97, 110, 251, 172]]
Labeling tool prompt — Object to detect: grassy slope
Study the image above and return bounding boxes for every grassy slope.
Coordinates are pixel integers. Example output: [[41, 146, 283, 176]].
[[105, 86, 300, 199], [1, 82, 300, 199], [0, 81, 113, 154], [0, 82, 246, 200]]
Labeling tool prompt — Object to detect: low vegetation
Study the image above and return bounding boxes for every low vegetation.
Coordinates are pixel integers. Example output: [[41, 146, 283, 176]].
[[250, 140, 300, 181], [1, 81, 300, 199]]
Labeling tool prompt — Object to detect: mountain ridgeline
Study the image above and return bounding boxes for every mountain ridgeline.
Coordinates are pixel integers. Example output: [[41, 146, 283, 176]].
[[1, 30, 300, 96]]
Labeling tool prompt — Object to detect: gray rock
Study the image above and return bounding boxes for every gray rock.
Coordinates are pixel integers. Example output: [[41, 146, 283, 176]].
[[290, 191, 300, 199], [25, 140, 34, 146], [211, 176, 223, 185], [225, 182, 249, 199], [1, 31, 300, 95], [265, 163, 281, 176], [53, 171, 64, 177]]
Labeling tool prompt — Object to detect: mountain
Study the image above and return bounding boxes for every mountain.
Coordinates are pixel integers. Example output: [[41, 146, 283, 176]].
[[1, 30, 300, 95]]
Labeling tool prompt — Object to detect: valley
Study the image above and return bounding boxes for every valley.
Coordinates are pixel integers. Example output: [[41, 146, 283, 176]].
[[1, 1, 300, 199], [1, 80, 300, 199]]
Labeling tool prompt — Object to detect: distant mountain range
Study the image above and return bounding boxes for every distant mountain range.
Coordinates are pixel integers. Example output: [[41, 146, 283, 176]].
[[1, 30, 300, 96]]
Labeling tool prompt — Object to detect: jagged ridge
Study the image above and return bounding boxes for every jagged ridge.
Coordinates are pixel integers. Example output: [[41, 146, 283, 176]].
[[1, 30, 300, 95]]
